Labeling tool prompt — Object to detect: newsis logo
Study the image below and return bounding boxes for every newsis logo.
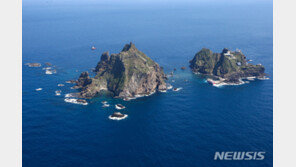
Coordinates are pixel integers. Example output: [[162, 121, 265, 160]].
[[214, 152, 265, 160]]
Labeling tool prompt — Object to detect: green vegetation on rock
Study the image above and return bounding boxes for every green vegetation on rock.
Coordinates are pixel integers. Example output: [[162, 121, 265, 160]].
[[189, 48, 265, 83], [77, 42, 167, 98]]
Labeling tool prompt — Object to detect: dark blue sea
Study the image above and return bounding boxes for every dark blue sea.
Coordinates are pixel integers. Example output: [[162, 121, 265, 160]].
[[23, 1, 273, 167]]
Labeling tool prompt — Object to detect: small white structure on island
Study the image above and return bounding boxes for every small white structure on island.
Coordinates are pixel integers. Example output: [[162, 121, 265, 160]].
[[235, 48, 242, 53], [222, 48, 237, 60], [224, 50, 232, 56]]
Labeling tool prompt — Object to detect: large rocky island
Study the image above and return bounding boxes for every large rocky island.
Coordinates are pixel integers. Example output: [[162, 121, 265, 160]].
[[76, 42, 167, 99], [189, 48, 266, 86]]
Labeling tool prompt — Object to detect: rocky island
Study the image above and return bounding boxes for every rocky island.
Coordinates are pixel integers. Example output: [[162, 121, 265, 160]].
[[76, 42, 167, 99], [189, 48, 266, 86], [108, 112, 128, 120]]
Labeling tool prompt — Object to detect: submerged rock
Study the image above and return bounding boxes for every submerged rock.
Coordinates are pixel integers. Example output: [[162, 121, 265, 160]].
[[64, 98, 88, 105], [45, 69, 56, 75], [189, 48, 266, 84], [110, 112, 125, 118], [115, 104, 126, 110], [66, 80, 77, 84], [76, 99, 87, 103], [102, 103, 110, 107], [76, 42, 167, 99], [173, 87, 182, 92], [55, 90, 61, 96], [26, 63, 41, 67], [45, 62, 52, 66], [108, 112, 128, 120]]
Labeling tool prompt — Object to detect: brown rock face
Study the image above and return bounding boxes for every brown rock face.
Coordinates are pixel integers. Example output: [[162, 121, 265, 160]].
[[77, 72, 92, 87], [76, 42, 167, 99]]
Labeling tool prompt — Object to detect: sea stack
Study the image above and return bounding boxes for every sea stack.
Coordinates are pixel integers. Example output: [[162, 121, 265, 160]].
[[76, 42, 167, 99], [189, 48, 266, 84]]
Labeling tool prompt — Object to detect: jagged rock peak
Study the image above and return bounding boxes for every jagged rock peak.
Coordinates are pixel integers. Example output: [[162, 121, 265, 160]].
[[77, 71, 92, 87], [100, 51, 110, 62], [79, 71, 89, 78], [222, 48, 230, 54], [121, 42, 136, 52]]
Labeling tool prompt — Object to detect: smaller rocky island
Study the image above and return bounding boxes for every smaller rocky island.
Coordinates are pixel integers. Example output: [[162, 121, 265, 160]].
[[76, 42, 167, 99], [189, 48, 267, 86]]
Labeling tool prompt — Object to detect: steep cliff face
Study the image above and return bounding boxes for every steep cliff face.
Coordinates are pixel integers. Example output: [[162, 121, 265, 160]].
[[189, 48, 265, 83], [77, 42, 167, 98]]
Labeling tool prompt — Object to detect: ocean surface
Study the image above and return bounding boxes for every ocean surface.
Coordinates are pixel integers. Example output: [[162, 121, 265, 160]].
[[23, 2, 273, 167]]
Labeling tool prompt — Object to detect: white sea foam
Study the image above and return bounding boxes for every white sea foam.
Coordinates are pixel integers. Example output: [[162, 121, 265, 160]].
[[145, 90, 156, 96], [65, 93, 76, 98], [102, 104, 110, 107], [123, 97, 136, 101], [212, 83, 226, 88], [42, 67, 52, 70], [134, 94, 144, 98], [173, 87, 182, 91], [45, 69, 56, 75], [212, 81, 245, 88], [245, 76, 256, 81], [167, 84, 173, 90], [58, 84, 64, 87], [115, 104, 126, 110], [64, 98, 88, 105], [247, 76, 256, 79], [55, 90, 61, 96], [123, 90, 156, 101], [257, 76, 270, 80], [108, 114, 128, 120], [46, 70, 53, 75]]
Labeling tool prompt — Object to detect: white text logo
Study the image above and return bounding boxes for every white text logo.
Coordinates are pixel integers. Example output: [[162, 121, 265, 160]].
[[214, 151, 265, 160]]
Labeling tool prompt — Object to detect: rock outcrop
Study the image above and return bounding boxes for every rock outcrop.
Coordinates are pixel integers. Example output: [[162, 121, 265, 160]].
[[26, 63, 41, 67], [77, 42, 167, 98], [189, 48, 265, 83]]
